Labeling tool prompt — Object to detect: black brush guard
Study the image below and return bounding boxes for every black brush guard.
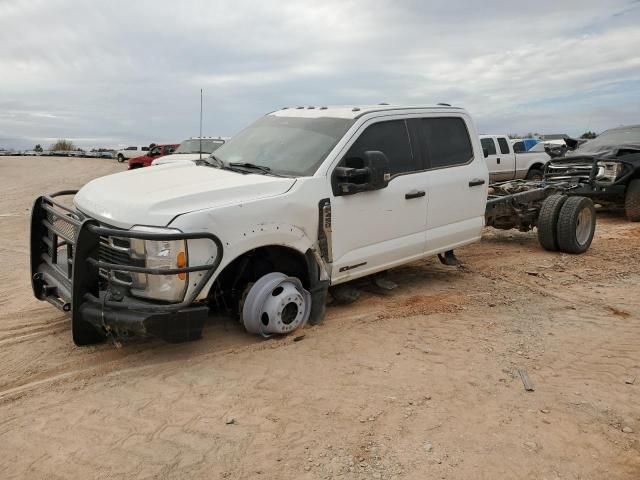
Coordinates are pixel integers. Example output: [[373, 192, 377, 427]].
[[31, 191, 223, 345]]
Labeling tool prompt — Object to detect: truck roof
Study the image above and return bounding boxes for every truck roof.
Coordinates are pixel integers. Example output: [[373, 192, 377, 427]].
[[269, 104, 464, 120]]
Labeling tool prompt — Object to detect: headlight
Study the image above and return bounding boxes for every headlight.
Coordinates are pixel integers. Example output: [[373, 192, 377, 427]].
[[596, 161, 622, 182], [129, 226, 188, 303]]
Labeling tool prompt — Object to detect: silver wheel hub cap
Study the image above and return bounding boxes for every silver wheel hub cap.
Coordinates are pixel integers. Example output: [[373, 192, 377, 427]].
[[242, 272, 311, 337], [575, 207, 592, 246]]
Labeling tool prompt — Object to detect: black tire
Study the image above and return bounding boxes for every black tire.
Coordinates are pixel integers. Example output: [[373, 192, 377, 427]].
[[537, 194, 567, 251], [526, 168, 544, 181], [117, 154, 125, 163], [556, 196, 596, 254], [624, 179, 640, 222]]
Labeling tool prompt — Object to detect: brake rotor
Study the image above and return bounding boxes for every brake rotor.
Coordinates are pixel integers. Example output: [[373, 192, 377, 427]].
[[241, 272, 311, 337]]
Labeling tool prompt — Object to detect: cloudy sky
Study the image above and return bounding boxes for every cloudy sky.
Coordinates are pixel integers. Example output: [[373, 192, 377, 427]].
[[1, 0, 639, 149]]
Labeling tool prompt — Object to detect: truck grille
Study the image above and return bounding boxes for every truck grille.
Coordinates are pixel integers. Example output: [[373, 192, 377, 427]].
[[98, 236, 137, 285]]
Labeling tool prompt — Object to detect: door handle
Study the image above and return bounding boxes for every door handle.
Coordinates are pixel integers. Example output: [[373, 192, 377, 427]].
[[468, 179, 485, 187], [497, 158, 501, 164], [405, 190, 426, 200]]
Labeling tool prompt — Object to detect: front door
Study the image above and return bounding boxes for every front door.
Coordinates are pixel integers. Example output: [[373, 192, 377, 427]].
[[329, 118, 428, 283]]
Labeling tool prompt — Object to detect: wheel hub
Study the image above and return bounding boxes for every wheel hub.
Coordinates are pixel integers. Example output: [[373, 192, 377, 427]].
[[575, 206, 593, 246], [242, 272, 311, 337]]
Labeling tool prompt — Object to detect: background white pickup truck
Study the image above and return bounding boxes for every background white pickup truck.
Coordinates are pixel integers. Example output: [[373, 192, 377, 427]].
[[480, 134, 549, 182], [115, 146, 150, 163]]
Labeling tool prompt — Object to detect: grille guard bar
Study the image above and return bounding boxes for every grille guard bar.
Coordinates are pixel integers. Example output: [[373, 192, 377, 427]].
[[31, 190, 224, 343]]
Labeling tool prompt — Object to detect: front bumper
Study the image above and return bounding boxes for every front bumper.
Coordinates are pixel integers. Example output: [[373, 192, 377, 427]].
[[30, 191, 223, 345], [544, 156, 631, 204]]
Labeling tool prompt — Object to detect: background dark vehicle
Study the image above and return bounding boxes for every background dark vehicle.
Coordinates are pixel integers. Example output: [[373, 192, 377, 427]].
[[544, 125, 640, 221]]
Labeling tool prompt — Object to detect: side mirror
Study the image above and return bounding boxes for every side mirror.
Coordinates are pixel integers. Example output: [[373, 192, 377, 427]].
[[333, 150, 391, 196], [483, 148, 489, 158]]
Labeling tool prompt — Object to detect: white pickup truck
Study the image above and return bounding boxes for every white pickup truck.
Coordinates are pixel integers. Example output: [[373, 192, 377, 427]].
[[480, 134, 550, 182], [31, 105, 597, 346], [115, 146, 150, 163]]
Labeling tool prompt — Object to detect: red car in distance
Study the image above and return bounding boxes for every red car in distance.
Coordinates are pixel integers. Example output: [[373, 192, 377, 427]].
[[128, 143, 178, 169]]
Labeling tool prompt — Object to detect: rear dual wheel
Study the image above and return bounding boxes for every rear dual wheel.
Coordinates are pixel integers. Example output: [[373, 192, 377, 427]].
[[625, 179, 640, 222], [537, 195, 595, 254]]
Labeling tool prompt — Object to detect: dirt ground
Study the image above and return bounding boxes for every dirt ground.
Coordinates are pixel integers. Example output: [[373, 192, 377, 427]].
[[0, 155, 638, 480]]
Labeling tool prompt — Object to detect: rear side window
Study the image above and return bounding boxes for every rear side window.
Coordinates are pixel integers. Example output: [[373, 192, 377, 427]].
[[481, 138, 497, 156], [419, 118, 474, 168], [497, 137, 510, 154], [513, 141, 525, 153], [141, 146, 149, 151], [345, 120, 418, 175], [125, 146, 136, 150]]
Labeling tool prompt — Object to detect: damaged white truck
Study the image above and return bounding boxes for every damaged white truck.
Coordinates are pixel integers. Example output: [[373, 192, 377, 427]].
[[31, 105, 597, 346]]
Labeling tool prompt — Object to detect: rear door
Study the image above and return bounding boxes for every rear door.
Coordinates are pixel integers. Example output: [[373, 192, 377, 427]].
[[481, 137, 502, 182], [416, 117, 488, 254]]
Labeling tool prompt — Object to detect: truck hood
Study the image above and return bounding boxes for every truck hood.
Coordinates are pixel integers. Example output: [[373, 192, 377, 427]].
[[74, 163, 297, 229], [151, 153, 204, 165]]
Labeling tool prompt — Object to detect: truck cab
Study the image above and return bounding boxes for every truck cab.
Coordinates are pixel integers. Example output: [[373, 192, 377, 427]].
[[32, 105, 489, 344], [480, 134, 548, 182]]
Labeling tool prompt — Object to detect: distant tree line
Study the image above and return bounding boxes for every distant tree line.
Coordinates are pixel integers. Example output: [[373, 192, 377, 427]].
[[49, 139, 77, 151]]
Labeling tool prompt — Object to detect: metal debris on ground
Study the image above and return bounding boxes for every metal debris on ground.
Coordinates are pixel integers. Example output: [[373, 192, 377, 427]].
[[518, 368, 535, 391]]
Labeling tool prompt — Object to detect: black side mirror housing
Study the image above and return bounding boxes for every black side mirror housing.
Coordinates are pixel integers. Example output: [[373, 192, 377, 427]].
[[333, 150, 391, 196], [483, 148, 489, 158]]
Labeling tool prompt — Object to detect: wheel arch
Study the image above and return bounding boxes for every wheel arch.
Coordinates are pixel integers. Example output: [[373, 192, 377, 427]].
[[528, 162, 545, 173]]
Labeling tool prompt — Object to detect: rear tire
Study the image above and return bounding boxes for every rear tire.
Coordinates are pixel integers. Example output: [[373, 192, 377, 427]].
[[526, 168, 544, 181], [537, 194, 567, 251], [117, 154, 125, 163], [556, 196, 596, 254], [624, 179, 640, 222]]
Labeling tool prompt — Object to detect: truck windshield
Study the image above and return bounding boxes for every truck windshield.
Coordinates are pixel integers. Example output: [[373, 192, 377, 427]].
[[175, 139, 225, 154], [212, 115, 355, 176]]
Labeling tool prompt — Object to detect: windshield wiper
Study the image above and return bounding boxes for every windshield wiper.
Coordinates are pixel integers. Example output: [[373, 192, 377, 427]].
[[202, 154, 225, 168], [229, 162, 273, 175]]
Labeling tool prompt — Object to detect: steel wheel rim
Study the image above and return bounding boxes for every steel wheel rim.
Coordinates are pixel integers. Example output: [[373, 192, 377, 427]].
[[575, 207, 592, 246]]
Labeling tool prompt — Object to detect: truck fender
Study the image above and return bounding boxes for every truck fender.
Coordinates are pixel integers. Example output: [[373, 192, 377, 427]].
[[192, 222, 324, 301]]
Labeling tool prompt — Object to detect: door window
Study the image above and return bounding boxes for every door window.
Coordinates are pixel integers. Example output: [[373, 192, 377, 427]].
[[481, 138, 497, 156], [344, 120, 418, 175], [418, 118, 474, 168], [513, 141, 525, 153], [497, 137, 510, 154]]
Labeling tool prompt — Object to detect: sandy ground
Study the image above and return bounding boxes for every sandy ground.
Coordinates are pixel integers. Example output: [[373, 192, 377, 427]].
[[0, 155, 639, 479]]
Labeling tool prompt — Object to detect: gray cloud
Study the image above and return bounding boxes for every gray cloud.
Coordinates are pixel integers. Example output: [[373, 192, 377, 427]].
[[0, 0, 638, 149]]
